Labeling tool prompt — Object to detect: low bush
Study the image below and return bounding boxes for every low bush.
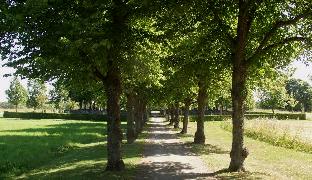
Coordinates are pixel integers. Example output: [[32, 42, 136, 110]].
[[189, 113, 306, 122], [189, 115, 231, 122], [245, 113, 306, 120], [2, 111, 110, 121]]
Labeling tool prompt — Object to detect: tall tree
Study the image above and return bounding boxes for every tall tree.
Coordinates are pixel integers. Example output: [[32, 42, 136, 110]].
[[210, 0, 312, 171], [2, 0, 130, 171], [5, 77, 28, 112], [27, 79, 48, 111], [286, 78, 312, 112]]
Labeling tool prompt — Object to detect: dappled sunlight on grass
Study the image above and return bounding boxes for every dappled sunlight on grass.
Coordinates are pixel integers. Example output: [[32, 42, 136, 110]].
[[0, 118, 144, 179], [179, 121, 312, 179], [19, 159, 106, 178]]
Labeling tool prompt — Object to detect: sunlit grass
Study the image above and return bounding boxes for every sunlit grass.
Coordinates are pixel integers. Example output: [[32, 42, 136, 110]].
[[180, 121, 312, 179], [221, 118, 312, 153], [0, 118, 145, 179]]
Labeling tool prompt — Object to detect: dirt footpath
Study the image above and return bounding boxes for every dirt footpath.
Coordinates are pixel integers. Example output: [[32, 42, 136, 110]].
[[136, 118, 215, 180]]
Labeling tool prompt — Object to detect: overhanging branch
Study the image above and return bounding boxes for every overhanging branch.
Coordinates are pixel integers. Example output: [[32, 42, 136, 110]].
[[248, 36, 311, 62], [93, 66, 107, 82], [252, 8, 312, 59]]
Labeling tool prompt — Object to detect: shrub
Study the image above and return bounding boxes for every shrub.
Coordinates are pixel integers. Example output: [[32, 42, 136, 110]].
[[189, 115, 231, 122], [2, 111, 128, 121], [245, 113, 306, 120], [189, 113, 306, 122]]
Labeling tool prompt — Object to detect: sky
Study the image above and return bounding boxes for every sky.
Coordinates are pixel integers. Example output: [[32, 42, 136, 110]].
[[0, 60, 311, 102]]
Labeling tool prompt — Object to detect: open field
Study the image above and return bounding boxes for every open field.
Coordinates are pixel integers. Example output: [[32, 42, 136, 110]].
[[270, 120, 312, 142], [245, 119, 312, 143], [180, 121, 312, 179], [0, 118, 145, 179]]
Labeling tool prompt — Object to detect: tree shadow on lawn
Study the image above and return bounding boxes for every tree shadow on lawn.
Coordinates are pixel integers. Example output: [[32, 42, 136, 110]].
[[211, 168, 270, 180], [0, 122, 143, 179], [136, 162, 268, 180]]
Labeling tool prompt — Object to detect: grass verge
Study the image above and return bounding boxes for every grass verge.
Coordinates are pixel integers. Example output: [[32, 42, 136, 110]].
[[221, 119, 312, 153], [179, 121, 312, 179], [0, 118, 146, 179]]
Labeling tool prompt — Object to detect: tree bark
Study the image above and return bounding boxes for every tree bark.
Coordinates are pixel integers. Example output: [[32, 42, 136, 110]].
[[105, 0, 127, 171], [194, 80, 207, 144], [169, 105, 174, 125], [173, 102, 180, 128], [126, 92, 135, 144], [165, 109, 169, 121], [79, 101, 82, 110], [143, 102, 148, 124], [229, 60, 249, 172], [181, 99, 191, 134], [134, 96, 143, 137], [229, 2, 250, 171], [104, 65, 125, 171]]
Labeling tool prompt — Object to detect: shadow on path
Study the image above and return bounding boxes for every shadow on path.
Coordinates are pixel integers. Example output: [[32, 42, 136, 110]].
[[136, 118, 215, 180]]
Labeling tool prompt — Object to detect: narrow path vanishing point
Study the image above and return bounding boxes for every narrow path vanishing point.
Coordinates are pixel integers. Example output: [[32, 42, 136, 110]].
[[136, 118, 215, 180]]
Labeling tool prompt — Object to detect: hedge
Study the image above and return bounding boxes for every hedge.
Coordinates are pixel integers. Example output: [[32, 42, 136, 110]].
[[189, 113, 306, 122], [2, 111, 112, 121], [245, 113, 306, 120]]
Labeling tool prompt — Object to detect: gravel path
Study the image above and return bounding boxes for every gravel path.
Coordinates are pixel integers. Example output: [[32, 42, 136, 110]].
[[136, 118, 215, 180]]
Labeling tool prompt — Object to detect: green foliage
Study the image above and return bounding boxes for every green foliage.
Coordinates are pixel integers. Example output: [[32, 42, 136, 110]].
[[286, 79, 312, 112], [258, 86, 289, 113], [245, 113, 306, 120], [189, 115, 231, 122], [5, 77, 28, 110], [2, 111, 122, 121], [189, 113, 306, 122], [257, 71, 298, 113], [49, 82, 72, 112], [27, 79, 48, 111]]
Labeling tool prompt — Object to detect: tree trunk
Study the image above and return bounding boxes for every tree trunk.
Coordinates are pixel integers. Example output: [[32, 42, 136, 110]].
[[169, 105, 174, 125], [126, 92, 135, 144], [173, 102, 180, 128], [134, 96, 142, 137], [83, 101, 87, 110], [79, 101, 83, 110], [229, 61, 249, 172], [181, 99, 191, 134], [194, 80, 206, 144], [143, 102, 148, 124], [15, 104, 18, 112], [139, 99, 144, 131], [105, 65, 125, 171], [271, 108, 275, 114], [229, 1, 250, 172], [166, 109, 170, 121], [88, 101, 91, 110]]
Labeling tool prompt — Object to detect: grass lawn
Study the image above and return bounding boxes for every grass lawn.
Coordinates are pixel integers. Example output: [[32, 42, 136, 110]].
[[265, 120, 312, 142], [0, 118, 145, 179], [180, 121, 312, 179]]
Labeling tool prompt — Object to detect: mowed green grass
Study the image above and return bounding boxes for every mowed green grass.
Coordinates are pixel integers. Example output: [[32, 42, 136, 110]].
[[181, 121, 312, 179], [0, 118, 145, 179]]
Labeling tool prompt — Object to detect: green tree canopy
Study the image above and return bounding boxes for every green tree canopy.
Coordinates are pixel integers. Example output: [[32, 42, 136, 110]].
[[5, 76, 28, 111]]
